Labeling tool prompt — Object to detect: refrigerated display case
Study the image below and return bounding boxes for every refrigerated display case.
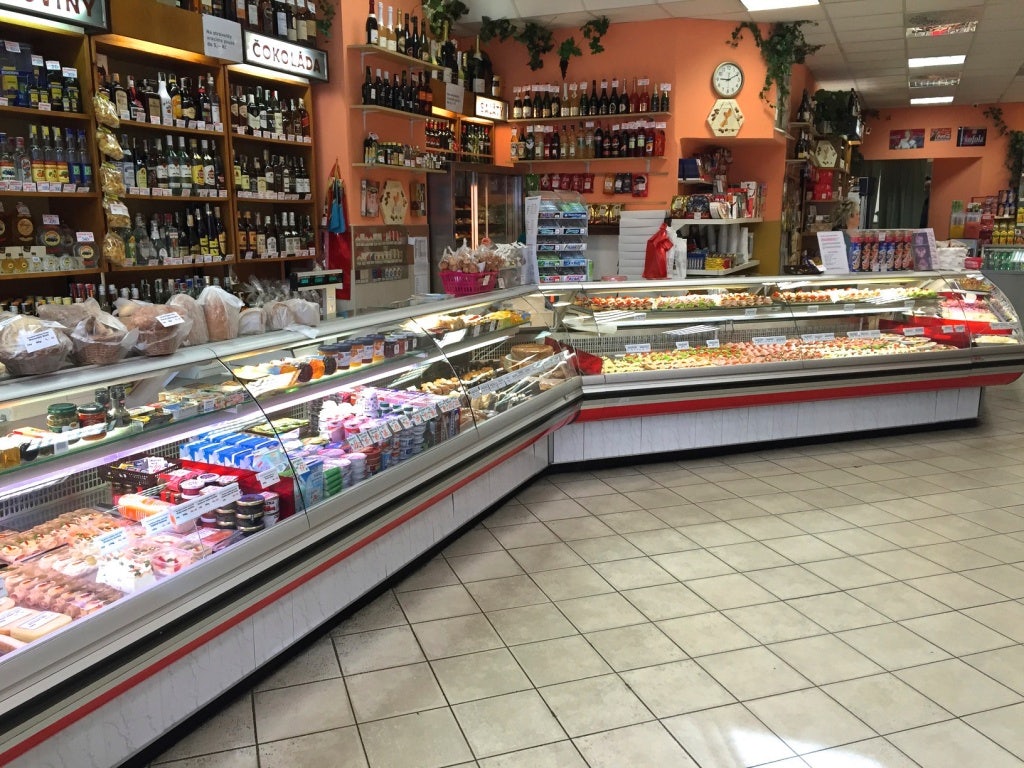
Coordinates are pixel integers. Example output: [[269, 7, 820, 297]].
[[427, 163, 524, 291], [3, 273, 1023, 767], [543, 271, 1024, 462]]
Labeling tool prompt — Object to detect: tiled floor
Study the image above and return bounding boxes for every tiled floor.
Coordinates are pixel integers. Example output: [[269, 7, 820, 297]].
[[152, 383, 1024, 768]]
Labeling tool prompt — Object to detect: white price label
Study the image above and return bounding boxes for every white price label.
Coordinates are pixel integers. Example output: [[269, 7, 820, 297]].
[[142, 511, 173, 535], [706, 339, 721, 348], [844, 303, 855, 311], [903, 326, 926, 336], [389, 420, 404, 435], [848, 330, 882, 339], [675, 341, 690, 350], [624, 343, 651, 354], [954, 325, 966, 333], [752, 336, 787, 345], [941, 325, 955, 334], [806, 305, 819, 314], [24, 329, 59, 352], [801, 333, 835, 342], [744, 308, 758, 317], [38, 101, 51, 112], [156, 312, 184, 327], [991, 322, 1015, 330], [76, 231, 95, 243], [108, 201, 129, 217], [256, 467, 280, 488], [399, 416, 413, 430], [41, 214, 59, 225], [293, 459, 309, 475], [95, 528, 130, 555]]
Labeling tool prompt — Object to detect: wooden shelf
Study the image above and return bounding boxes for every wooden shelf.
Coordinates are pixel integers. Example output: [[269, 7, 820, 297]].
[[233, 195, 316, 205], [351, 163, 445, 174], [230, 131, 314, 149], [109, 261, 232, 272], [0, 268, 101, 281], [0, 104, 91, 122], [687, 259, 760, 276], [119, 118, 225, 138], [514, 156, 666, 165], [348, 44, 443, 72], [678, 178, 714, 185], [237, 255, 316, 264], [672, 217, 763, 226], [0, 190, 97, 198], [123, 193, 230, 202], [352, 104, 429, 122], [509, 111, 671, 125]]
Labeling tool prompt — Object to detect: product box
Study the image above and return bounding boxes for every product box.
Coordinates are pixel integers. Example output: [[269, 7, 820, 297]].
[[283, 457, 324, 508]]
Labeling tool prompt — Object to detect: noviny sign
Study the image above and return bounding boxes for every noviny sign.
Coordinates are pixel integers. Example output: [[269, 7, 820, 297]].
[[243, 30, 327, 82], [0, 0, 108, 31]]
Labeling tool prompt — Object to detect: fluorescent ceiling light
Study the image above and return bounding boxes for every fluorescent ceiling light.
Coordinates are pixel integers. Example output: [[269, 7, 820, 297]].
[[907, 21, 977, 37], [909, 55, 966, 68], [910, 74, 961, 88], [911, 96, 954, 104], [741, 0, 819, 11]]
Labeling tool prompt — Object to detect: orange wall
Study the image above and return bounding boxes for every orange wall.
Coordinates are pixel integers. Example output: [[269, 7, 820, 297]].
[[861, 104, 1024, 238]]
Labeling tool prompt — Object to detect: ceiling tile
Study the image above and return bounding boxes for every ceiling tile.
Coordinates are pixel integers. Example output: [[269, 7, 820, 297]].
[[906, 0, 982, 12], [826, 0, 899, 18], [592, 5, 671, 21], [514, 0, 586, 16], [833, 14, 908, 31], [749, 6, 827, 22]]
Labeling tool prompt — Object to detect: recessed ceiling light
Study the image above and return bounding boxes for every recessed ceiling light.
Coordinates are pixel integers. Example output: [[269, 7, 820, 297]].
[[911, 96, 954, 104], [741, 0, 819, 11], [909, 55, 966, 68], [910, 74, 961, 88], [907, 20, 977, 37]]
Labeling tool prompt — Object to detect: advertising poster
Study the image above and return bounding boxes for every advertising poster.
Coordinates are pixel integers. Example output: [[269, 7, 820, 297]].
[[930, 127, 952, 142], [957, 127, 988, 147], [890, 129, 925, 150]]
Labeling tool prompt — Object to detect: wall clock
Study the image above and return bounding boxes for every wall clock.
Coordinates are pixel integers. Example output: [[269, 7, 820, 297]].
[[707, 99, 744, 137], [712, 61, 743, 98], [814, 140, 838, 168]]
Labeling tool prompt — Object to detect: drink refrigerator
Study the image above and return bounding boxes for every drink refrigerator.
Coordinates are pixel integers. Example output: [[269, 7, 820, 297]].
[[427, 163, 524, 292]]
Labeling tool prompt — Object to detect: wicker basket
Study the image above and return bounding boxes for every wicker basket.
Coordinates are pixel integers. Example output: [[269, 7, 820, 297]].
[[136, 329, 182, 357], [75, 339, 129, 366], [440, 270, 499, 297], [2, 349, 68, 376]]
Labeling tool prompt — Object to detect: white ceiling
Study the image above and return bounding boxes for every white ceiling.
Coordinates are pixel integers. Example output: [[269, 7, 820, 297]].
[[458, 0, 1024, 108]]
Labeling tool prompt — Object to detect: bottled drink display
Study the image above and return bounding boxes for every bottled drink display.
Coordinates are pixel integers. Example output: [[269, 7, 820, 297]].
[[0, 126, 91, 190], [511, 77, 671, 120], [117, 134, 226, 197], [181, 0, 320, 49], [360, 67, 433, 116], [99, 68, 222, 129], [232, 149, 312, 198], [236, 209, 315, 259], [229, 84, 310, 140], [119, 205, 229, 266], [510, 120, 667, 161], [0, 41, 82, 112], [362, 133, 446, 171]]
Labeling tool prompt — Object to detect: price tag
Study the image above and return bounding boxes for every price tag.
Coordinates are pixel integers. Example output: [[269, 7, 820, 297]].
[[108, 201, 129, 217], [156, 312, 184, 327], [195, 120, 206, 131], [752, 336, 787, 345], [293, 459, 309, 475], [38, 101, 51, 111], [4, 41, 20, 52], [904, 301, 915, 310], [399, 416, 414, 430], [706, 338, 721, 348], [744, 308, 757, 317], [22, 182, 35, 192], [62, 183, 76, 193], [142, 511, 173, 535], [806, 305, 819, 314], [76, 231, 95, 243], [843, 303, 855, 312], [941, 325, 955, 334], [991, 322, 1015, 330], [256, 467, 280, 488], [954, 324, 966, 333], [95, 529, 129, 555], [0, 97, 6, 107], [675, 341, 690, 350], [30, 54, 43, 67], [389, 420, 404, 435], [848, 330, 881, 339], [624, 343, 651, 354], [24, 329, 59, 352], [903, 326, 926, 336], [44, 214, 62, 225], [170, 498, 200, 525], [801, 332, 835, 342]]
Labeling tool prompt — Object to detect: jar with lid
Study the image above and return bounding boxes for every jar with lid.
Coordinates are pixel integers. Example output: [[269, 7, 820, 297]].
[[47, 403, 78, 432], [77, 403, 108, 440]]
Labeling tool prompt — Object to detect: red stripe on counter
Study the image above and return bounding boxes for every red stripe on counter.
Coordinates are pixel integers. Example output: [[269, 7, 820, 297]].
[[0, 413, 575, 766], [575, 373, 1021, 422]]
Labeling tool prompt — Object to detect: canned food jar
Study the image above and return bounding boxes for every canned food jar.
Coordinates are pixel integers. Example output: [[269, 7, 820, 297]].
[[46, 403, 78, 432], [77, 403, 108, 440]]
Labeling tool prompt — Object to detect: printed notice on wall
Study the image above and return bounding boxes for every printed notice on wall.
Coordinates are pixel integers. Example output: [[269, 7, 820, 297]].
[[817, 231, 851, 273], [410, 236, 431, 295], [203, 14, 243, 62]]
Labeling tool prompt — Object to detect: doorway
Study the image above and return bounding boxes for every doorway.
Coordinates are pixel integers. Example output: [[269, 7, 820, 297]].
[[855, 159, 932, 229]]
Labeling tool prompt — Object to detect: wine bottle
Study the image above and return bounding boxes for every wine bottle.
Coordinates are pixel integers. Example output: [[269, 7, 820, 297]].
[[609, 77, 619, 115]]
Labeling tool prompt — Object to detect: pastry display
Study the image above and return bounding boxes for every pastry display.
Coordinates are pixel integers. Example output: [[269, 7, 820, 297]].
[[771, 287, 938, 304], [573, 293, 772, 311]]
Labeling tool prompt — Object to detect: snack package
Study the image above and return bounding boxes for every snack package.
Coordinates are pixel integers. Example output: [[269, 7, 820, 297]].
[[0, 314, 73, 376], [197, 285, 244, 341], [239, 307, 267, 336], [100, 162, 126, 197], [116, 300, 192, 357], [71, 314, 137, 366], [103, 231, 127, 265], [96, 127, 124, 161], [103, 197, 131, 230], [167, 293, 209, 346], [37, 297, 102, 329], [92, 93, 120, 129]]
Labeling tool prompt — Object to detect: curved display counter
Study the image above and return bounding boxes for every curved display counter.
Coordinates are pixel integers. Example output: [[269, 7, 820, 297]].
[[0, 272, 1021, 767]]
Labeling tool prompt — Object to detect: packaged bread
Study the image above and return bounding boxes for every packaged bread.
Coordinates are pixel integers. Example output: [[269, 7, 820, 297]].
[[285, 297, 320, 327], [510, 343, 554, 361], [239, 306, 266, 336], [167, 293, 209, 346], [37, 297, 102, 329], [116, 300, 192, 357], [0, 313, 72, 376], [198, 285, 244, 341], [71, 313, 137, 366], [267, 301, 291, 331]]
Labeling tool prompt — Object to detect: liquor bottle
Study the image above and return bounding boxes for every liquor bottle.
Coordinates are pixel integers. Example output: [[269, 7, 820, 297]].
[[269, 89, 283, 133], [521, 86, 533, 119], [532, 85, 542, 120], [598, 79, 609, 115], [550, 84, 560, 118], [197, 77, 212, 123], [296, 97, 310, 137], [589, 80, 598, 116], [246, 92, 260, 133], [639, 78, 650, 112], [471, 36, 485, 94], [111, 73, 129, 117], [46, 61, 63, 112], [246, 0, 258, 28], [166, 135, 181, 193], [512, 87, 522, 120], [365, 0, 378, 45], [154, 138, 169, 189], [560, 83, 570, 118], [180, 77, 197, 122], [440, 21, 455, 81], [202, 140, 215, 189], [120, 134, 135, 188], [213, 205, 227, 256], [609, 77, 619, 115], [407, 13, 418, 58], [396, 10, 406, 56], [254, 213, 266, 256], [386, 6, 396, 52], [619, 76, 630, 114], [156, 73, 173, 124], [135, 139, 149, 189], [167, 74, 182, 121], [375, 2, 386, 48], [190, 139, 204, 190], [295, 0, 309, 42], [264, 214, 278, 256], [259, 0, 274, 34], [659, 84, 669, 113], [286, 0, 298, 40]]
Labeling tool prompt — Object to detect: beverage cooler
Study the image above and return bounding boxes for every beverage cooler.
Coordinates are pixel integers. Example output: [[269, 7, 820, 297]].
[[427, 163, 524, 292]]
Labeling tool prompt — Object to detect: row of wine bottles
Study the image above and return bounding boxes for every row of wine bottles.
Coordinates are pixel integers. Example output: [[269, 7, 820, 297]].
[[513, 79, 671, 120]]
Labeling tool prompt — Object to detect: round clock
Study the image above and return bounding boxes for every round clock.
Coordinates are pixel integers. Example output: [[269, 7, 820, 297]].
[[814, 140, 838, 168], [712, 61, 744, 98]]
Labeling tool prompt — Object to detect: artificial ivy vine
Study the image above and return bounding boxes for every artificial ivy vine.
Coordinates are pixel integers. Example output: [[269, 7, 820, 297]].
[[480, 15, 610, 74], [728, 21, 822, 108], [983, 106, 1024, 188], [421, 0, 469, 39]]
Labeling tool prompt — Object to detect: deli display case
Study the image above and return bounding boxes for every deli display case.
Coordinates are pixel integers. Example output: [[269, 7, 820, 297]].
[[542, 271, 1024, 462], [2, 274, 1023, 767]]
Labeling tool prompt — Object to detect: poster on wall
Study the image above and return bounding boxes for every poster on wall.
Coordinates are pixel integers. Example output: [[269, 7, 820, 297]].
[[890, 129, 925, 150], [957, 127, 987, 147], [930, 127, 952, 142]]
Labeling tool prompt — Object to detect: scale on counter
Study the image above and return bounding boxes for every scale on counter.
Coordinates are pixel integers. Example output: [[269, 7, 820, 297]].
[[289, 268, 347, 318]]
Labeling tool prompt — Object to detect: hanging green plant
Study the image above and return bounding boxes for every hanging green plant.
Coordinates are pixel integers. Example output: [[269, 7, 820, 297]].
[[515, 22, 555, 71], [479, 16, 518, 42], [983, 106, 1024, 186], [421, 0, 469, 39], [316, 0, 337, 39], [728, 21, 822, 108], [557, 38, 583, 79], [581, 16, 610, 54]]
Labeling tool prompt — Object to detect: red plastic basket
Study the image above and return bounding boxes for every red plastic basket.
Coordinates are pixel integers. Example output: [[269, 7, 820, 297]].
[[440, 270, 499, 296]]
